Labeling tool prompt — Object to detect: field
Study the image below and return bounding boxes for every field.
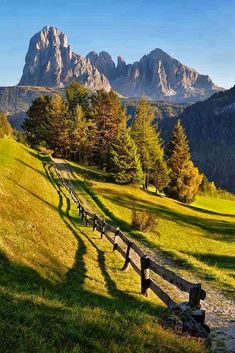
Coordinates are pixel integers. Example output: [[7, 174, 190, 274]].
[[0, 137, 207, 353], [67, 161, 235, 297]]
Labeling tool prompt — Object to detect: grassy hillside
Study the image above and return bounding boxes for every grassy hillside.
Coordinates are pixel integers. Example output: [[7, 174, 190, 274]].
[[0, 137, 207, 353], [67, 161, 235, 297]]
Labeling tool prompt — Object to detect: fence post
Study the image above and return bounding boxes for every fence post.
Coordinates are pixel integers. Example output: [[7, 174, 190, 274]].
[[93, 215, 97, 231], [121, 242, 132, 271], [113, 227, 119, 251], [141, 255, 150, 297], [189, 283, 202, 309], [101, 220, 105, 239]]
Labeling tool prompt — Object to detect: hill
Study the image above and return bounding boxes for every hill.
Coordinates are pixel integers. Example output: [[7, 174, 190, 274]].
[[66, 160, 235, 297], [0, 137, 206, 353], [181, 86, 235, 193]]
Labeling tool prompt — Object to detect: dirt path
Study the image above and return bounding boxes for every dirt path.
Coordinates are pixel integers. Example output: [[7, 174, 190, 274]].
[[53, 158, 235, 353]]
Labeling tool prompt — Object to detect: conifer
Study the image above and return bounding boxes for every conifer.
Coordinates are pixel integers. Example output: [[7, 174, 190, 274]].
[[165, 119, 202, 203], [131, 97, 164, 188], [110, 112, 143, 184]]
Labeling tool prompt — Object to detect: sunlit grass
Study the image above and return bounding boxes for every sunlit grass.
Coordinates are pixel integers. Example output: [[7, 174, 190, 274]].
[[68, 160, 235, 297], [0, 137, 207, 353]]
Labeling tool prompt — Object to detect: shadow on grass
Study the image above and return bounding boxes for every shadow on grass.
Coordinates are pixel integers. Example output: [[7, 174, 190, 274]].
[[94, 187, 235, 243], [0, 161, 171, 353], [69, 163, 111, 183], [186, 252, 235, 271], [181, 203, 235, 218]]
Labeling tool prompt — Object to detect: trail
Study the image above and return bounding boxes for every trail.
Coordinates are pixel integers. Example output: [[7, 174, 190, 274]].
[[53, 158, 235, 353]]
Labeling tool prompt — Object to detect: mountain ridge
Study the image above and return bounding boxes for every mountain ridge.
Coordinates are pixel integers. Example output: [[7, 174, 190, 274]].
[[18, 26, 222, 103]]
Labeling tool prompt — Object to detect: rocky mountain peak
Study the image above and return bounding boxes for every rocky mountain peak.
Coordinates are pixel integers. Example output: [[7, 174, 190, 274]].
[[19, 26, 222, 102], [86, 51, 116, 80], [19, 26, 111, 91]]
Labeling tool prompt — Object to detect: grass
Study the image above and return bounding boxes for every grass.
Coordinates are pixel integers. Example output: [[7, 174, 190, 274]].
[[67, 161, 235, 297], [0, 137, 207, 353]]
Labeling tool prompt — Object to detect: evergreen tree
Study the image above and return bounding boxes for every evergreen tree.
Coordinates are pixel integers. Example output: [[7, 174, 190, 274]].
[[152, 159, 170, 193], [23, 95, 68, 155], [131, 97, 164, 189], [66, 104, 90, 161], [65, 81, 90, 113], [110, 112, 143, 184], [0, 113, 12, 138], [165, 119, 202, 203], [91, 89, 123, 169]]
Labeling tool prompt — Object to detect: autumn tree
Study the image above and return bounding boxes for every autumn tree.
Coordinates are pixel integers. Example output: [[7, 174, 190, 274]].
[[165, 119, 202, 203], [0, 113, 12, 138], [110, 111, 143, 184], [152, 159, 170, 193], [131, 97, 164, 189]]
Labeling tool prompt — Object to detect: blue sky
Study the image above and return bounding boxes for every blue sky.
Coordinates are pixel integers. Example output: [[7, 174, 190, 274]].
[[1, 0, 235, 88]]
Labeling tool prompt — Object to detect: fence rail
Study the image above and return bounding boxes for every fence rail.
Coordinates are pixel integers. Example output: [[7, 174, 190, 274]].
[[51, 160, 207, 322]]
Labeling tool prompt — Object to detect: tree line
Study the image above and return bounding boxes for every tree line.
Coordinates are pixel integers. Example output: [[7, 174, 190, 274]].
[[23, 81, 202, 203]]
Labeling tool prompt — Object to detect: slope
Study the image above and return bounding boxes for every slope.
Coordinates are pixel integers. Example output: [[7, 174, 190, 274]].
[[0, 137, 206, 353]]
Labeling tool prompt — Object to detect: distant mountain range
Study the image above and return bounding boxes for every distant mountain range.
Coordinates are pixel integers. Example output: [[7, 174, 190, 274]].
[[19, 26, 222, 103], [1, 25, 234, 193]]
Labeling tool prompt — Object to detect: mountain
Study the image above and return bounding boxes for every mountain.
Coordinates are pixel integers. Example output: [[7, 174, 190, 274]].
[[158, 86, 235, 192], [87, 48, 222, 103], [0, 85, 60, 129], [19, 26, 111, 91], [18, 26, 222, 103]]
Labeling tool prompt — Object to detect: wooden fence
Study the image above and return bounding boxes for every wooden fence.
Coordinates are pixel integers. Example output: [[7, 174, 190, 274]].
[[52, 161, 207, 323]]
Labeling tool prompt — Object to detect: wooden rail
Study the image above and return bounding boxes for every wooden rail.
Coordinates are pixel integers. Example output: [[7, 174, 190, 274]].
[[51, 161, 207, 321]]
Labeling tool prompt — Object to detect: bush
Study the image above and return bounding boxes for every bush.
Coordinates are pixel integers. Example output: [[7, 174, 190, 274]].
[[131, 210, 157, 232]]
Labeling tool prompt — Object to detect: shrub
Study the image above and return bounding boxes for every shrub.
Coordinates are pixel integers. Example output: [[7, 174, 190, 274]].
[[131, 209, 157, 232]]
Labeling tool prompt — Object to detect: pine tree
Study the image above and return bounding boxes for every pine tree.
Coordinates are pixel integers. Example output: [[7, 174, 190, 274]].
[[110, 112, 143, 184], [66, 104, 90, 161], [23, 95, 68, 155], [0, 113, 12, 138], [165, 119, 202, 203], [65, 81, 90, 113], [152, 159, 170, 193], [91, 89, 123, 169], [131, 97, 164, 189]]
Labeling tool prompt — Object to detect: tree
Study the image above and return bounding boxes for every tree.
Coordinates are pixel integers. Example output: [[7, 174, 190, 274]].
[[131, 97, 164, 189], [110, 112, 143, 184], [66, 104, 90, 161], [152, 159, 170, 193], [165, 119, 202, 203], [0, 113, 12, 138], [91, 89, 123, 169], [23, 95, 68, 155], [65, 81, 90, 113]]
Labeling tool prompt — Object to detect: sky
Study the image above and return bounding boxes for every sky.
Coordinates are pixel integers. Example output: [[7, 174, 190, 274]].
[[1, 0, 235, 88]]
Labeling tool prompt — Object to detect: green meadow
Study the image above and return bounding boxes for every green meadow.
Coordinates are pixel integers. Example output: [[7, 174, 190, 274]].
[[0, 137, 207, 353], [67, 161, 235, 297]]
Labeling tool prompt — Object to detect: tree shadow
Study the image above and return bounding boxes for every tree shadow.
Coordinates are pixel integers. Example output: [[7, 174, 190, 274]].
[[181, 203, 235, 218], [0, 163, 171, 353], [95, 187, 235, 243], [185, 252, 235, 271], [70, 163, 110, 182]]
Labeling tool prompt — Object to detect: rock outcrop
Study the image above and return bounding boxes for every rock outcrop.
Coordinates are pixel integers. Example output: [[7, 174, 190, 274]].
[[19, 26, 222, 103], [109, 49, 221, 103], [19, 26, 111, 91]]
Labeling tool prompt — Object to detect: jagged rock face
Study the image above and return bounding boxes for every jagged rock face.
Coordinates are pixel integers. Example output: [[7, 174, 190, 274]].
[[110, 49, 221, 102], [19, 26, 111, 91], [19, 26, 222, 102], [86, 51, 116, 80]]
